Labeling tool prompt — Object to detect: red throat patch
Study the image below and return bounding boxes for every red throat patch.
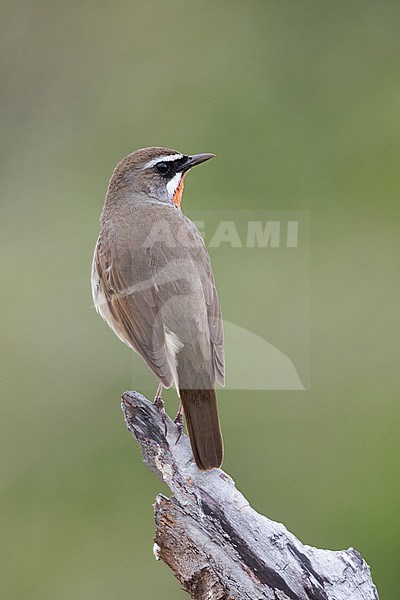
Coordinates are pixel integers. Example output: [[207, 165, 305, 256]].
[[172, 174, 186, 209]]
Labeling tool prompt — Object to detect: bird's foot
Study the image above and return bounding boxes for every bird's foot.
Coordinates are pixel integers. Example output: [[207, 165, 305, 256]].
[[153, 395, 168, 436], [173, 404, 184, 444]]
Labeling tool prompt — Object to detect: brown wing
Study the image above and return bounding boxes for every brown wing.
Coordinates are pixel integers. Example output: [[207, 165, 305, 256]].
[[93, 209, 225, 389], [181, 216, 225, 386], [93, 233, 175, 388], [199, 250, 225, 386]]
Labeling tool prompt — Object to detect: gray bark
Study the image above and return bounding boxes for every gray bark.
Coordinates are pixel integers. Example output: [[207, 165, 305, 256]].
[[121, 391, 379, 600]]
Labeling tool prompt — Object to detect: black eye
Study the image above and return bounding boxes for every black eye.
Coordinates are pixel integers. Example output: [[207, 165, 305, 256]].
[[155, 161, 170, 175]]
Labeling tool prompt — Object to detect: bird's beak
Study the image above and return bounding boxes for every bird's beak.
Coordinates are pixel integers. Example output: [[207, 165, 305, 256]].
[[180, 153, 215, 173]]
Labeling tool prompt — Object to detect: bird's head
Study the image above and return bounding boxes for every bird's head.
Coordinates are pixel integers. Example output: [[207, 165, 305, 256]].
[[107, 146, 215, 208]]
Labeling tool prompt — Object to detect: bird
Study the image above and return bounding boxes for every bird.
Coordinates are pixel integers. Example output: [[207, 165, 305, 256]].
[[91, 147, 225, 470]]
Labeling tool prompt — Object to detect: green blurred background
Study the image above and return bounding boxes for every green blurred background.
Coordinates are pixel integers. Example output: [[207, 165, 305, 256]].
[[1, 2, 399, 598]]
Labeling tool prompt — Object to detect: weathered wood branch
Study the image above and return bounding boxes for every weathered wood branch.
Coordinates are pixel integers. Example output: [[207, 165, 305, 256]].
[[121, 391, 379, 600]]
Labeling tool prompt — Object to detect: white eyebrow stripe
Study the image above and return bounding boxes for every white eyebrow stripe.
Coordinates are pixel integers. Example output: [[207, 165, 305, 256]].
[[143, 154, 183, 169]]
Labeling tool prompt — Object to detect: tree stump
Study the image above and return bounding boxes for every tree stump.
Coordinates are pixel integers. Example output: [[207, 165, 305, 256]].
[[121, 391, 379, 600]]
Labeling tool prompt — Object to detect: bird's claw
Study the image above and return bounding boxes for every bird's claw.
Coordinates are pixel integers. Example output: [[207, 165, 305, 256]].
[[154, 395, 168, 436], [173, 412, 184, 444]]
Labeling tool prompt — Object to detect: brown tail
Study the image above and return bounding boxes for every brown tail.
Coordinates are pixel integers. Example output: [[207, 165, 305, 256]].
[[179, 388, 223, 471]]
